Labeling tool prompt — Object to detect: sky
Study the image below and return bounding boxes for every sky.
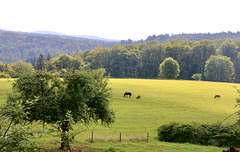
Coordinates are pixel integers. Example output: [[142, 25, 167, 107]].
[[0, 0, 240, 40]]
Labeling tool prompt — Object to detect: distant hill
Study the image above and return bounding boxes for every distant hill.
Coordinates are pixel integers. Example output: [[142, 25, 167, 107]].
[[30, 31, 121, 42], [145, 31, 240, 43], [0, 30, 117, 63]]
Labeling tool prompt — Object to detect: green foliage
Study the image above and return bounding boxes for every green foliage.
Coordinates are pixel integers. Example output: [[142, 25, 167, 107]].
[[7, 69, 115, 149], [3, 33, 240, 82], [48, 54, 83, 70], [159, 57, 180, 79], [157, 122, 199, 144], [0, 72, 11, 78], [11, 61, 35, 77], [104, 147, 117, 152], [107, 45, 141, 78], [0, 62, 14, 78], [157, 122, 240, 147], [140, 41, 165, 78], [191, 73, 202, 80], [204, 55, 235, 82], [191, 40, 216, 75], [0, 99, 42, 151]]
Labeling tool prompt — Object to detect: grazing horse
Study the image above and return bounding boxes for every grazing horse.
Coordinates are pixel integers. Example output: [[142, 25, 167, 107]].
[[214, 94, 221, 99], [223, 145, 239, 152], [136, 95, 141, 99], [123, 92, 131, 98]]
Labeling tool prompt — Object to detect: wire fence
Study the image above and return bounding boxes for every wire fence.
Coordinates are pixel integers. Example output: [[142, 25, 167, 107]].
[[86, 130, 150, 143]]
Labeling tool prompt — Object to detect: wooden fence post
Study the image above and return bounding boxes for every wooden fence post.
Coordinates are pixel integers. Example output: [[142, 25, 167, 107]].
[[120, 132, 121, 142], [147, 133, 149, 142], [91, 130, 93, 143]]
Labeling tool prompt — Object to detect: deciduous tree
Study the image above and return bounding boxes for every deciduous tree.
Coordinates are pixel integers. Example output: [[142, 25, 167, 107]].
[[204, 55, 235, 82], [11, 61, 35, 77], [6, 69, 115, 149], [159, 57, 180, 79]]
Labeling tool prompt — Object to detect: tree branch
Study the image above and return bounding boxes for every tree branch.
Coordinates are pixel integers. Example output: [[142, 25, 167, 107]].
[[220, 111, 238, 124], [3, 119, 13, 137]]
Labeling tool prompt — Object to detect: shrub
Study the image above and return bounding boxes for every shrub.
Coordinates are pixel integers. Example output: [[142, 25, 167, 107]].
[[157, 122, 201, 144], [157, 122, 240, 147], [191, 73, 202, 80]]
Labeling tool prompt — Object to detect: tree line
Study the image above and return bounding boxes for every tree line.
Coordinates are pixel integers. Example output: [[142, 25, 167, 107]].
[[1, 39, 240, 82], [78, 39, 240, 82], [146, 31, 240, 43]]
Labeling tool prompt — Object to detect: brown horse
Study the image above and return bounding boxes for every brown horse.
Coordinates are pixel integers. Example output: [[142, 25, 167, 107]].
[[214, 94, 221, 99], [123, 92, 131, 98], [223, 145, 239, 152], [136, 95, 141, 99]]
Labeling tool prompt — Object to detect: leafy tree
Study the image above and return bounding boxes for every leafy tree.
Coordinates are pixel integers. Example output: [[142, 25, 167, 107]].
[[165, 43, 193, 79], [11, 61, 35, 77], [219, 40, 240, 82], [0, 72, 11, 78], [82, 47, 111, 70], [49, 54, 81, 70], [0, 62, 11, 78], [191, 40, 216, 75], [140, 41, 165, 78], [7, 69, 115, 149], [204, 55, 235, 82], [191, 73, 202, 80], [108, 45, 140, 78], [159, 57, 180, 79]]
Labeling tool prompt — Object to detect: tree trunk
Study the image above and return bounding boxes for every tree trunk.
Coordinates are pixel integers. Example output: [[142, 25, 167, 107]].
[[59, 122, 70, 150]]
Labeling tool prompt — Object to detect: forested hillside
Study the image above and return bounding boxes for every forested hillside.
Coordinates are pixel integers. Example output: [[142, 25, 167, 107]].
[[0, 30, 116, 63], [145, 31, 240, 43]]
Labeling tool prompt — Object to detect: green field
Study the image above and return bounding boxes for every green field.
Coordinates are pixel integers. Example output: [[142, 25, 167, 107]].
[[1, 78, 239, 151]]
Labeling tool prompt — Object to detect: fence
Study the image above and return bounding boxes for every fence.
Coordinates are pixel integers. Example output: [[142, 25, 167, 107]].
[[88, 130, 150, 143]]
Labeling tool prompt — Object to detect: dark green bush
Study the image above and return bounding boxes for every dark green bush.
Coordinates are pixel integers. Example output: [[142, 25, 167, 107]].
[[0, 72, 11, 78], [157, 122, 240, 147], [157, 122, 201, 144]]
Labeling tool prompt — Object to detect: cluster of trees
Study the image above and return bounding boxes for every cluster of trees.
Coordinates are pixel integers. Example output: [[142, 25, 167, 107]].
[[79, 39, 239, 82], [1, 38, 239, 82], [0, 53, 85, 78]]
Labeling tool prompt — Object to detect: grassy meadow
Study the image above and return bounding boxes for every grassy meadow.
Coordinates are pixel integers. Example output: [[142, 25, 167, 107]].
[[0, 78, 240, 151]]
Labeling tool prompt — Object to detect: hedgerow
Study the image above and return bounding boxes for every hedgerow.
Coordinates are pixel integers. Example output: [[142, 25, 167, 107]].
[[157, 122, 240, 147]]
